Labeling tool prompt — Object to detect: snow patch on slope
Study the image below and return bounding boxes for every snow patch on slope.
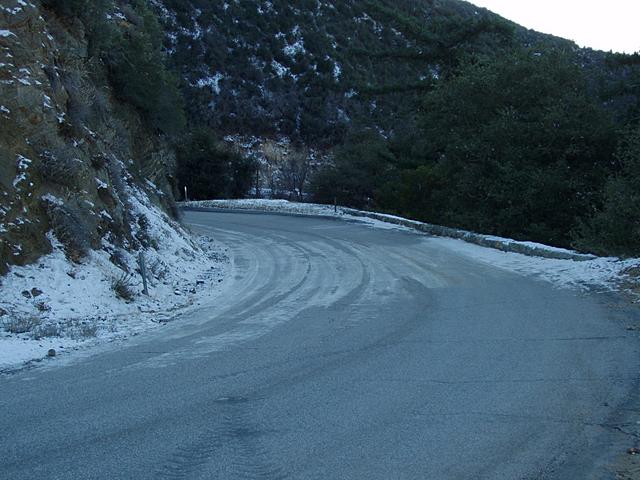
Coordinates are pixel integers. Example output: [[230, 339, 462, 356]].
[[0, 189, 230, 371]]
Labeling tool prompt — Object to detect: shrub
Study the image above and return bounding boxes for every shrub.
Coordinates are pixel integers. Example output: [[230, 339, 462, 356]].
[[41, 0, 88, 18], [61, 70, 92, 130], [44, 202, 93, 262], [74, 322, 99, 339], [149, 258, 168, 280], [111, 271, 135, 301], [2, 316, 42, 335], [101, 1, 186, 136], [31, 322, 63, 340], [575, 126, 640, 256], [47, 0, 186, 136], [176, 129, 255, 200], [91, 153, 107, 170], [31, 319, 99, 340], [39, 150, 84, 188], [108, 248, 130, 272]]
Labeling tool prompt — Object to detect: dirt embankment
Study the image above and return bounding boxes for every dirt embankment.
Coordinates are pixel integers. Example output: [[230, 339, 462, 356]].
[[0, 0, 177, 275]]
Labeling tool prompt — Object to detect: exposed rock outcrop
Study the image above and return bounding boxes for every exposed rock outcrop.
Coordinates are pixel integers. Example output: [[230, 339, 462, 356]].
[[0, 0, 177, 275]]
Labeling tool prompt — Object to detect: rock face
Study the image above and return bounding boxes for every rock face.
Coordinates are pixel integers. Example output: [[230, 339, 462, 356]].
[[0, 1, 178, 275]]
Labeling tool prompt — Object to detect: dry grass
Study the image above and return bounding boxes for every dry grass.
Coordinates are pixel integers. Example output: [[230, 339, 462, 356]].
[[111, 271, 135, 301], [2, 315, 42, 334]]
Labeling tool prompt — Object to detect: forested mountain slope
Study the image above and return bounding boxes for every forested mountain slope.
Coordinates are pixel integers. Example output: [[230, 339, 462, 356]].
[[155, 0, 640, 254], [157, 0, 522, 145]]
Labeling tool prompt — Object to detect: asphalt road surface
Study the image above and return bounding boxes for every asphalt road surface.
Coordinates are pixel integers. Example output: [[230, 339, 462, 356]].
[[1, 210, 639, 479]]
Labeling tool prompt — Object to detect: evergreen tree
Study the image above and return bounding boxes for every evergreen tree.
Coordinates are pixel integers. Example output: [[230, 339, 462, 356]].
[[576, 125, 640, 255], [176, 130, 254, 200]]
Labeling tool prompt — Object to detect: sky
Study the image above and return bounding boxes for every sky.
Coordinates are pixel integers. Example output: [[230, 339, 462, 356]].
[[468, 0, 639, 54]]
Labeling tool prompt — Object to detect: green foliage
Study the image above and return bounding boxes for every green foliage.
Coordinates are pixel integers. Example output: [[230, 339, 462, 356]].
[[406, 49, 618, 246], [44, 0, 112, 57], [311, 129, 397, 208], [176, 129, 255, 200], [45, 0, 186, 137], [598, 52, 640, 125], [42, 0, 88, 18], [45, 0, 640, 255], [363, 0, 516, 77], [312, 49, 621, 250], [160, 0, 514, 145], [576, 126, 640, 255], [100, 1, 186, 136]]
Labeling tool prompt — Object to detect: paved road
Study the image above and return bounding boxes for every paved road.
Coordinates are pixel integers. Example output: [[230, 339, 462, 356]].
[[1, 211, 639, 479]]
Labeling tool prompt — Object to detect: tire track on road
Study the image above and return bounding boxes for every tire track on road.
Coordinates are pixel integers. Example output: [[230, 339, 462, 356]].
[[156, 398, 287, 480]]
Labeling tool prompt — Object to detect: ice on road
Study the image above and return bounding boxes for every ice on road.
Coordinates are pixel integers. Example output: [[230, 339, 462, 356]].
[[0, 211, 638, 479]]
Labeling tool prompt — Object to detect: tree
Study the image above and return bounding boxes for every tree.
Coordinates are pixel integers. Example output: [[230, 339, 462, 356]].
[[42, 0, 88, 18], [576, 125, 640, 255], [407, 49, 617, 246], [101, 0, 186, 136], [176, 129, 253, 200], [311, 129, 397, 208], [45, 0, 186, 137], [281, 147, 311, 200]]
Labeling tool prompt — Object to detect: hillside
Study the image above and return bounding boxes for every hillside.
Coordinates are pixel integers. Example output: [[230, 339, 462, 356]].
[[0, 0, 226, 348], [0, 0, 179, 274], [155, 0, 640, 254], [157, 0, 516, 145], [2, 0, 639, 273], [157, 0, 623, 143]]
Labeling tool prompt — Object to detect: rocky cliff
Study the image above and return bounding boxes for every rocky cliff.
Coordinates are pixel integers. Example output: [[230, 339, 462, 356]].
[[0, 1, 230, 352], [0, 0, 178, 275]]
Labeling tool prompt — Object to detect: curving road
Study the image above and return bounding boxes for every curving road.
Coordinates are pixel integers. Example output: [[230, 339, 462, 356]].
[[1, 210, 639, 479]]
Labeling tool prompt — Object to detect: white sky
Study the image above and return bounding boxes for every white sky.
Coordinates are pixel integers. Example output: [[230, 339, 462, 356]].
[[467, 0, 640, 53]]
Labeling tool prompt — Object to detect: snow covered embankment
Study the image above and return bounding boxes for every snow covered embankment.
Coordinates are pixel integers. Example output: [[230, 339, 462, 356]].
[[182, 199, 640, 295], [0, 191, 230, 372], [182, 198, 345, 217]]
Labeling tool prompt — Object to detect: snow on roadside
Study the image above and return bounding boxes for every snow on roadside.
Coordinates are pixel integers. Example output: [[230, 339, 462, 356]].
[[0, 190, 230, 372], [183, 198, 345, 217], [4, 196, 635, 370], [183, 199, 639, 295], [428, 236, 638, 293]]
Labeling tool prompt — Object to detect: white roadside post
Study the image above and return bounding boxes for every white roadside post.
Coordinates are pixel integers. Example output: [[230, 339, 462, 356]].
[[138, 252, 149, 296]]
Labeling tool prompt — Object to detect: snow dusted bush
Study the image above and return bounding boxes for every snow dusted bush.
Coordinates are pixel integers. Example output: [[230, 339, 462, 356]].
[[108, 248, 130, 272], [44, 202, 93, 262], [135, 214, 157, 249], [2, 315, 42, 335], [111, 271, 135, 301], [38, 150, 85, 188], [31, 322, 62, 340], [32, 319, 98, 340], [72, 321, 99, 339]]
